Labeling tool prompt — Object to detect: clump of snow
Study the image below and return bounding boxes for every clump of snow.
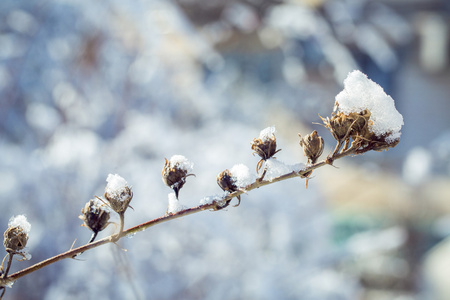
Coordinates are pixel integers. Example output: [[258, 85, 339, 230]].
[[8, 215, 31, 234], [229, 164, 254, 188], [169, 155, 194, 173], [89, 198, 109, 214], [167, 192, 186, 214], [200, 192, 229, 205], [105, 174, 129, 201], [336, 70, 404, 143], [291, 163, 306, 173], [265, 158, 305, 181], [259, 126, 276, 142]]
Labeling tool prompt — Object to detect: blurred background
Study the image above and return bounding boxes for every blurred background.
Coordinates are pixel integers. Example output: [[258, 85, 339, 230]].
[[0, 0, 449, 299]]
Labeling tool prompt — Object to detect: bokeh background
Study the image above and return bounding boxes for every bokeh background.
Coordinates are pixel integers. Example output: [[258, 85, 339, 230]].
[[1, 0, 449, 299]]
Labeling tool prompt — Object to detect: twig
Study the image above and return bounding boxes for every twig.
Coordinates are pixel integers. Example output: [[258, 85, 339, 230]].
[[0, 146, 354, 288], [1, 254, 13, 279]]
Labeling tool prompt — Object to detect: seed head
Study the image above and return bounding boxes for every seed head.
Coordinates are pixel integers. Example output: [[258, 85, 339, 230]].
[[251, 127, 281, 172], [217, 169, 238, 193], [80, 199, 111, 234], [299, 130, 324, 164], [162, 155, 195, 198], [3, 215, 30, 254], [104, 174, 133, 214], [320, 112, 354, 142], [216, 169, 243, 208]]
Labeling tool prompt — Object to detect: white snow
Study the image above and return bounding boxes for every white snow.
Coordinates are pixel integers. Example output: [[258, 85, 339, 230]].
[[335, 70, 404, 143], [200, 192, 229, 205], [259, 126, 276, 142], [8, 215, 31, 234], [265, 158, 306, 181], [105, 174, 129, 200], [169, 155, 194, 173], [89, 198, 108, 214], [229, 164, 255, 188], [167, 192, 186, 214]]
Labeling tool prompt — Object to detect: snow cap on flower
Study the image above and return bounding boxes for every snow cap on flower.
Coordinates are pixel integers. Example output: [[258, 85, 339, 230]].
[[104, 174, 133, 214], [217, 164, 254, 208], [321, 70, 404, 153], [162, 155, 195, 198], [4, 215, 31, 255], [335, 70, 404, 143], [259, 126, 276, 142], [251, 126, 281, 173]]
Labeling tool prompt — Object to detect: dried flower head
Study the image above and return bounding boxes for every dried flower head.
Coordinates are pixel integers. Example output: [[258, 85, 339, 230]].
[[217, 169, 238, 193], [216, 164, 254, 207], [251, 127, 281, 173], [80, 199, 111, 234], [320, 112, 354, 142], [215, 170, 236, 209], [320, 108, 396, 153], [104, 174, 133, 214], [3, 215, 30, 255], [162, 155, 195, 198], [322, 70, 404, 153], [299, 130, 324, 164]]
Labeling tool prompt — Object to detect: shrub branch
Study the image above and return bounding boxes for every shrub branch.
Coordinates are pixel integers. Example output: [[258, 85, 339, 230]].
[[0, 144, 356, 288]]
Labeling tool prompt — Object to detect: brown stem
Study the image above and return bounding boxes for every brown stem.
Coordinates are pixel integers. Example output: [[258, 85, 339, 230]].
[[0, 149, 356, 288], [258, 164, 267, 182], [112, 213, 125, 242], [1, 254, 13, 279], [329, 140, 343, 161]]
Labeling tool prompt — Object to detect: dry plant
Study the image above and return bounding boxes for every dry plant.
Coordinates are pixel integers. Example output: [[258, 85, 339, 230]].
[[0, 70, 404, 298]]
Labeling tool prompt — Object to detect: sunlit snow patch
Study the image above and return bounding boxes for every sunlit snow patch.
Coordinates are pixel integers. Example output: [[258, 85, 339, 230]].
[[335, 70, 403, 143]]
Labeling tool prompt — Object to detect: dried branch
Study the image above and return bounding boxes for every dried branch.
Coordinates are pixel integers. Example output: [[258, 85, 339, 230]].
[[0, 145, 355, 288], [0, 70, 404, 298]]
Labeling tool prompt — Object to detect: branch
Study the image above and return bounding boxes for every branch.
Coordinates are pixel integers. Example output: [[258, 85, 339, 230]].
[[0, 148, 355, 287]]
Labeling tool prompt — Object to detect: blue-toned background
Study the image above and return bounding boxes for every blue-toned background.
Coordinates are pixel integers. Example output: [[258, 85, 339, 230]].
[[1, 0, 449, 299]]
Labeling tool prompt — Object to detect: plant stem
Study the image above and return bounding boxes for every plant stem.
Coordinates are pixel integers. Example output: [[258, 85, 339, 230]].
[[1, 254, 13, 279], [0, 149, 356, 287], [88, 232, 98, 244]]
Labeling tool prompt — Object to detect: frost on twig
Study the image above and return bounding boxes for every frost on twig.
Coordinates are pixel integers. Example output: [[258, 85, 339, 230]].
[[265, 158, 305, 182], [166, 192, 187, 215]]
